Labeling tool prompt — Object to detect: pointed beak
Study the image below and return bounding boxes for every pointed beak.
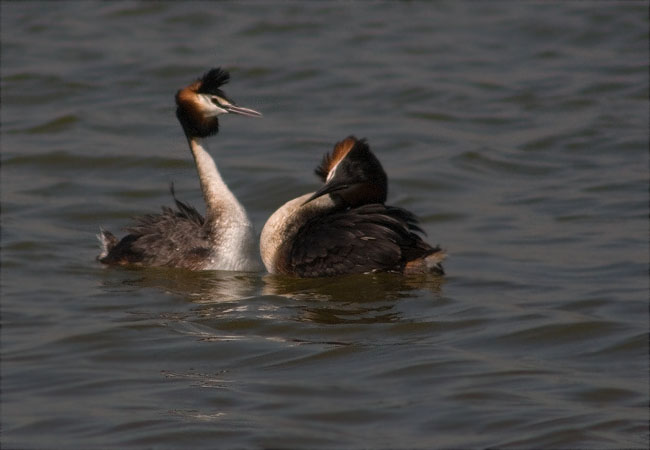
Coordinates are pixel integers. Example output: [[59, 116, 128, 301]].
[[223, 104, 263, 118], [302, 182, 348, 205]]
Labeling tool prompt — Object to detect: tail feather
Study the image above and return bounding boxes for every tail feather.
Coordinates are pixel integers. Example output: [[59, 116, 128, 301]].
[[97, 227, 118, 260], [424, 249, 447, 275], [404, 247, 447, 275]]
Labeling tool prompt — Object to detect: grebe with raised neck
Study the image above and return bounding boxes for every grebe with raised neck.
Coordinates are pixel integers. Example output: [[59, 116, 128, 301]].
[[260, 136, 446, 277], [98, 68, 263, 271]]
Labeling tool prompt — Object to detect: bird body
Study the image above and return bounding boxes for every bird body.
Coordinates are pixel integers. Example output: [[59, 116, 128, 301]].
[[260, 136, 445, 277], [98, 68, 262, 271]]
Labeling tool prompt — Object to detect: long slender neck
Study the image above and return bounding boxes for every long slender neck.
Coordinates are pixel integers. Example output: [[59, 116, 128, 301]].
[[186, 135, 261, 271], [187, 136, 247, 225], [260, 193, 337, 274]]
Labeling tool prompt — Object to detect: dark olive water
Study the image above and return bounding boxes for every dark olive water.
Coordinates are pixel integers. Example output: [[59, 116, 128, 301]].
[[2, 2, 648, 449]]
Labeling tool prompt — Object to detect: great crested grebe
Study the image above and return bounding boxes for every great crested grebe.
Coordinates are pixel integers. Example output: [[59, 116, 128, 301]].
[[260, 136, 446, 277], [98, 68, 263, 271]]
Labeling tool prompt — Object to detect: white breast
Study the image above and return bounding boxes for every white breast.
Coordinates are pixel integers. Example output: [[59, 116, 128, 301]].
[[204, 221, 262, 271]]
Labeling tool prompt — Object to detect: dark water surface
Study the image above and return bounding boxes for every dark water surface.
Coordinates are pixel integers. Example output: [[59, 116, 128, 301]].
[[2, 2, 648, 449]]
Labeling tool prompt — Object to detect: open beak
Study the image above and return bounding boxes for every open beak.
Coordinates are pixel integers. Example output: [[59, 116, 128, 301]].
[[302, 182, 348, 205], [224, 104, 263, 118]]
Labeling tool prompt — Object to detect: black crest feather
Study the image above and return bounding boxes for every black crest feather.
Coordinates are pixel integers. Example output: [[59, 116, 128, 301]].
[[314, 152, 332, 181], [197, 67, 230, 95], [314, 136, 367, 182]]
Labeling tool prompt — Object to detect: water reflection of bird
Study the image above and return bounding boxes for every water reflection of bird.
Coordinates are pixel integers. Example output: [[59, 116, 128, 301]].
[[261, 272, 445, 324], [98, 68, 262, 271], [261, 136, 446, 277]]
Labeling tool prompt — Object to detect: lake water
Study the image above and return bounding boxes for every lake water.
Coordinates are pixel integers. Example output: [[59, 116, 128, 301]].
[[1, 2, 648, 449]]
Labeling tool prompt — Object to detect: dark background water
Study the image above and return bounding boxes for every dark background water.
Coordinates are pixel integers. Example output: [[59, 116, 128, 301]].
[[1, 2, 648, 449]]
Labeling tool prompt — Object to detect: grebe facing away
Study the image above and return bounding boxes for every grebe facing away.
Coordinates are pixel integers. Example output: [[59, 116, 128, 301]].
[[260, 136, 446, 277], [98, 68, 263, 271]]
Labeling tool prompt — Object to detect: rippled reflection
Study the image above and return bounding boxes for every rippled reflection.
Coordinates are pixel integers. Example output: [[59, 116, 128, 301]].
[[106, 267, 445, 326], [3, 1, 647, 448], [102, 266, 261, 302], [262, 272, 445, 324]]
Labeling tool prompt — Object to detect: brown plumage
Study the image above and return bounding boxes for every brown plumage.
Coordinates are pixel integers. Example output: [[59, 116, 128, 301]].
[[98, 68, 263, 271], [260, 136, 446, 277], [314, 136, 357, 182]]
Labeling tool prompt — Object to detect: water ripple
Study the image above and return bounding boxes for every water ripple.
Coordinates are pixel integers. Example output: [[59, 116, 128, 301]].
[[3, 151, 189, 170], [453, 150, 558, 176], [3, 2, 647, 449]]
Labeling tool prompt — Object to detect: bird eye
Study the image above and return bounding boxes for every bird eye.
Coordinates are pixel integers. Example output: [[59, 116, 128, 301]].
[[210, 96, 222, 106]]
